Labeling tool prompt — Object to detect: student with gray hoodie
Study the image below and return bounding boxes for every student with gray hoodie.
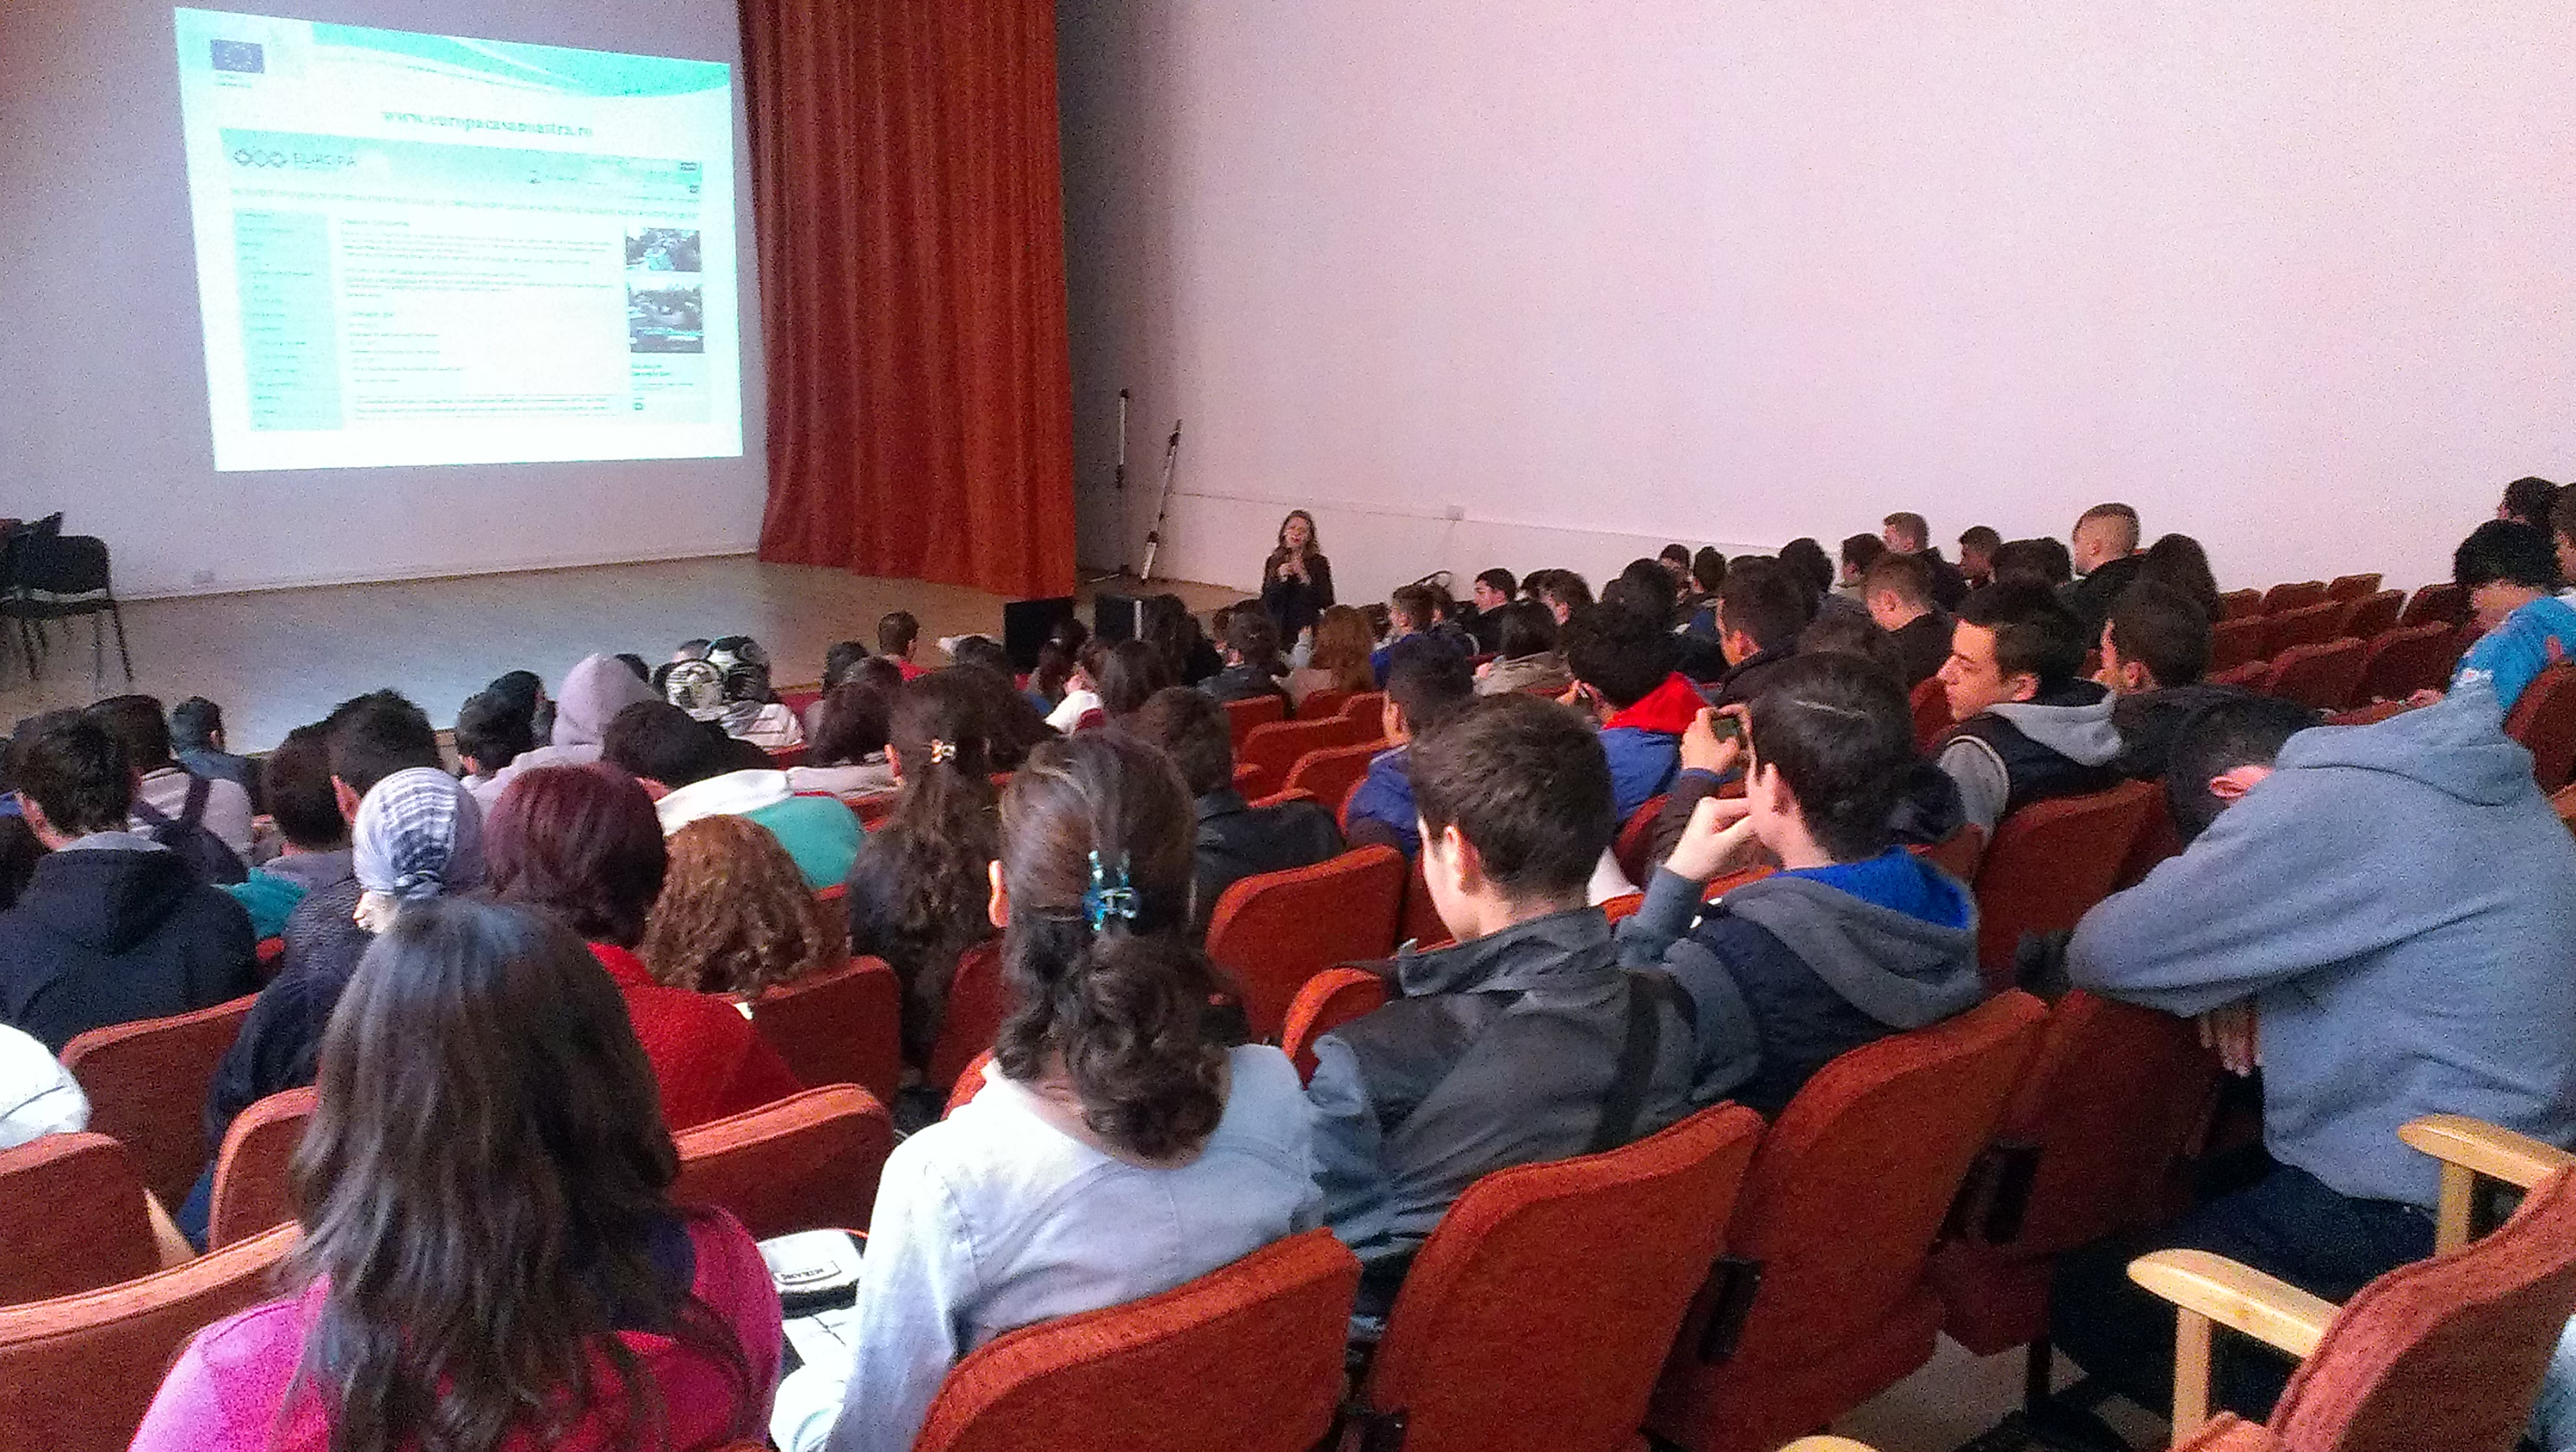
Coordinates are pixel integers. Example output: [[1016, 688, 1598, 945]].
[[2042, 683, 2576, 1428], [1617, 654, 1984, 1116], [1931, 582, 2123, 836], [470, 653, 659, 810]]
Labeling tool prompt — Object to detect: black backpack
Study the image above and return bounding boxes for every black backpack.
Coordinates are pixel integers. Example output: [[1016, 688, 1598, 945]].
[[131, 773, 249, 886]]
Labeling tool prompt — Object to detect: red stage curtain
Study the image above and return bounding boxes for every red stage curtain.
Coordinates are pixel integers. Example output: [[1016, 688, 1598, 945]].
[[740, 0, 1076, 600]]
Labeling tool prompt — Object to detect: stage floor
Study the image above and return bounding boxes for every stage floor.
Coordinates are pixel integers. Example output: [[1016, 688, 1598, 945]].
[[0, 556, 1237, 751]]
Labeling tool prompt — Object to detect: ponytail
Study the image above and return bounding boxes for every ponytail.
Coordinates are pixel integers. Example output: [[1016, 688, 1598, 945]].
[[885, 675, 1002, 947]]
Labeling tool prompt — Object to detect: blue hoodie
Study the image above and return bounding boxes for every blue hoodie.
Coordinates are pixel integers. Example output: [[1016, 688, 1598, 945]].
[[2454, 593, 2576, 717], [2068, 680, 2576, 1207]]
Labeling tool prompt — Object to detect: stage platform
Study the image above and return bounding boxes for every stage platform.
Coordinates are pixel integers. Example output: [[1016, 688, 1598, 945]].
[[0, 556, 1239, 752]]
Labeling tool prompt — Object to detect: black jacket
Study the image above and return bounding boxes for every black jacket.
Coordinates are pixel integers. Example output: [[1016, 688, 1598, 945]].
[[1307, 908, 1701, 1315], [1260, 554, 1335, 640], [1192, 789, 1342, 935], [1706, 647, 1799, 708], [1890, 610, 1953, 688], [206, 873, 365, 1154], [0, 838, 258, 1053], [1923, 549, 1972, 612], [2110, 683, 2262, 783], [2061, 555, 2144, 639], [1201, 663, 1289, 706]]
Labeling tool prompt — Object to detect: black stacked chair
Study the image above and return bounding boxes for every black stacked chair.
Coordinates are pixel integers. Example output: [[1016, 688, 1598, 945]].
[[0, 518, 131, 685]]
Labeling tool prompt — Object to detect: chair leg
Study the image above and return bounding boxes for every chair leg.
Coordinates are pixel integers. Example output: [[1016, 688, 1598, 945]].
[[108, 600, 132, 682], [91, 613, 103, 688], [2024, 1336, 2053, 1410], [16, 619, 38, 681]]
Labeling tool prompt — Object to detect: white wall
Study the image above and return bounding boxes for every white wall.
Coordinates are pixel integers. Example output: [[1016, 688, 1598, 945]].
[[1059, 2, 2576, 608], [0, 0, 765, 598]]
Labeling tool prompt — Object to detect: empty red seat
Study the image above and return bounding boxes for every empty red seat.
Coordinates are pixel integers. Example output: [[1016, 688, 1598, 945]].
[[2208, 659, 2271, 689], [1339, 690, 1387, 721], [2262, 601, 2347, 658], [0, 1133, 160, 1304], [2261, 581, 2329, 615], [2325, 572, 2381, 601], [1973, 781, 2160, 989], [2399, 581, 2467, 628], [1646, 992, 2050, 1452], [1294, 687, 1350, 720], [62, 994, 260, 1207], [2506, 664, 2576, 791], [1235, 716, 1376, 799], [1279, 739, 1380, 818], [2260, 638, 2369, 712], [2339, 589, 2404, 641], [206, 1087, 316, 1251], [1357, 1102, 1766, 1452], [747, 957, 904, 1106], [1205, 846, 1407, 1038], [672, 1084, 893, 1238], [2355, 623, 2464, 702], [912, 1229, 1361, 1452], [2218, 589, 2263, 621], [1220, 693, 1286, 747], [2207, 616, 2267, 675]]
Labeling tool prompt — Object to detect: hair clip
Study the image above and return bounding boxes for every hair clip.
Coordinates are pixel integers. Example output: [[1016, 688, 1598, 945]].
[[1083, 850, 1140, 931], [927, 738, 957, 764]]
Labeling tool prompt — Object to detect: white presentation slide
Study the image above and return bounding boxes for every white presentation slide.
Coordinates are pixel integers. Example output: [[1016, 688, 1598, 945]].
[[172, 9, 743, 472]]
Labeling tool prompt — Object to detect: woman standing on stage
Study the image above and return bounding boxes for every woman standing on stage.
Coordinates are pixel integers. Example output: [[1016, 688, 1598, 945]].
[[1259, 510, 1335, 646]]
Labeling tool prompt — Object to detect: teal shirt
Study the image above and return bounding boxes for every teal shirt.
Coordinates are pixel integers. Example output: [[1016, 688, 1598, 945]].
[[220, 870, 309, 940], [747, 793, 867, 890]]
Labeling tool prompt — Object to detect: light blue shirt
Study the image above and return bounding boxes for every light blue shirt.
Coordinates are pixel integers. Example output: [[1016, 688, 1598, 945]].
[[2454, 592, 2576, 717], [818, 1046, 1321, 1452]]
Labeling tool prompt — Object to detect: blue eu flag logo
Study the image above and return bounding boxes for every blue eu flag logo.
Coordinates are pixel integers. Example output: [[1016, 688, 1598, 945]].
[[210, 39, 264, 73]]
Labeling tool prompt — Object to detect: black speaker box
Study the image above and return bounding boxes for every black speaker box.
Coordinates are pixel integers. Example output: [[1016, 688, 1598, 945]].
[[1002, 596, 1077, 671]]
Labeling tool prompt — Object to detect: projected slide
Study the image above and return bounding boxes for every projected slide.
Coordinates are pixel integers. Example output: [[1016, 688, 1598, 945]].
[[173, 9, 743, 472]]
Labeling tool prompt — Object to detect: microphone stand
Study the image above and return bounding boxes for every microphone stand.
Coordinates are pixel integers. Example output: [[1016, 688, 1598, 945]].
[[1138, 420, 1181, 584], [1082, 389, 1131, 586]]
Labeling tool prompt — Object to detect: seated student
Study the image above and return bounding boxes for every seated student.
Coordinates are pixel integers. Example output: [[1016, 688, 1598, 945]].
[[0, 712, 256, 1053], [2503, 474, 2563, 531], [1285, 604, 1378, 709], [2134, 532, 2226, 622], [1476, 598, 1572, 696], [2450, 519, 2576, 715], [1424, 582, 1480, 659], [809, 732, 1319, 1452], [1126, 687, 1342, 934], [487, 764, 799, 1130], [1466, 567, 1519, 653], [1094, 638, 1174, 724], [1204, 608, 1292, 705], [1796, 609, 1907, 683], [842, 674, 1002, 1067], [2060, 502, 2146, 638], [1779, 538, 1852, 624], [1862, 552, 1953, 687], [2099, 582, 2238, 781], [0, 816, 39, 912], [486, 667, 556, 745], [640, 815, 841, 996], [605, 701, 863, 890], [167, 697, 256, 809], [1043, 640, 1111, 732], [1659, 542, 1694, 586], [1687, 547, 1728, 618], [805, 638, 874, 739], [482, 652, 661, 800], [1702, 556, 1810, 702], [788, 664, 902, 797], [0, 1020, 86, 1151], [1309, 695, 1698, 1320], [1992, 535, 2076, 589], [2552, 488, 2576, 585], [193, 763, 482, 1242], [660, 636, 807, 750], [133, 899, 784, 1452], [1563, 604, 1703, 818], [1839, 533, 1888, 593], [1536, 571, 1594, 626], [1371, 583, 1453, 685], [1616, 656, 1981, 1116], [90, 693, 253, 872], [278, 692, 444, 988], [1344, 642, 1477, 859], [219, 726, 350, 939], [1931, 582, 2122, 835], [941, 638, 1061, 769], [1958, 525, 2002, 590], [881, 610, 928, 681], [2041, 683, 2576, 1426], [1881, 511, 1971, 610], [451, 688, 535, 810]]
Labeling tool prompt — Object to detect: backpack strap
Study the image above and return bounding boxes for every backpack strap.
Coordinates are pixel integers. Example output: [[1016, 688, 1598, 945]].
[[1587, 967, 1680, 1154], [177, 772, 210, 830]]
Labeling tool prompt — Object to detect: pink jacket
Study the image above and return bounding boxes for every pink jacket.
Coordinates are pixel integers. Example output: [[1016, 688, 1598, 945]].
[[132, 1208, 782, 1452]]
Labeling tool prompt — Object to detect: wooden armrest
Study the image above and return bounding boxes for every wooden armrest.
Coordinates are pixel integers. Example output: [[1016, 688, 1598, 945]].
[[2400, 1114, 2574, 1191], [2129, 1249, 2334, 1360]]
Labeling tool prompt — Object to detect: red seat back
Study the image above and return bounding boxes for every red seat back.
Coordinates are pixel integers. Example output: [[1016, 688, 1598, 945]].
[[2261, 638, 2369, 712], [2207, 616, 2268, 675], [1221, 693, 1286, 747], [62, 994, 260, 1206], [2326, 572, 2383, 602], [207, 1087, 316, 1251], [2506, 664, 2576, 791], [672, 1084, 893, 1238], [2340, 589, 2405, 641], [1650, 993, 2049, 1452], [1235, 716, 1372, 799], [2356, 623, 2465, 703], [2112, 799, 2185, 890], [1279, 966, 1390, 1083], [2399, 581, 2468, 629], [1339, 690, 1387, 721], [945, 1048, 997, 1118], [1908, 825, 1986, 885], [0, 1222, 296, 1452], [2327, 700, 2415, 728], [1295, 688, 1350, 720], [1974, 782, 2159, 986], [2218, 589, 2263, 621], [1402, 848, 1454, 950], [912, 1229, 1361, 1452], [2263, 601, 2348, 657], [2262, 580, 2330, 615], [2269, 1167, 2576, 1452], [1614, 795, 1670, 885], [1279, 739, 1382, 816], [1205, 847, 1406, 1038], [2209, 660, 2270, 689], [927, 941, 1007, 1096], [748, 957, 904, 1106], [1909, 677, 1953, 750], [1365, 1104, 1766, 1452], [0, 1133, 158, 1304]]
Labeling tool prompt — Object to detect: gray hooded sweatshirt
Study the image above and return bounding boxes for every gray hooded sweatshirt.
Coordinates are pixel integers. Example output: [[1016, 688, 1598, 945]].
[[1936, 686, 2126, 835], [2069, 680, 2576, 1208], [473, 653, 660, 808]]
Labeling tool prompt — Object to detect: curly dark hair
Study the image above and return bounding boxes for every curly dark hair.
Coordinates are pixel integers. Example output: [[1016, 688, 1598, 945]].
[[640, 815, 839, 994], [994, 732, 1229, 1162]]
